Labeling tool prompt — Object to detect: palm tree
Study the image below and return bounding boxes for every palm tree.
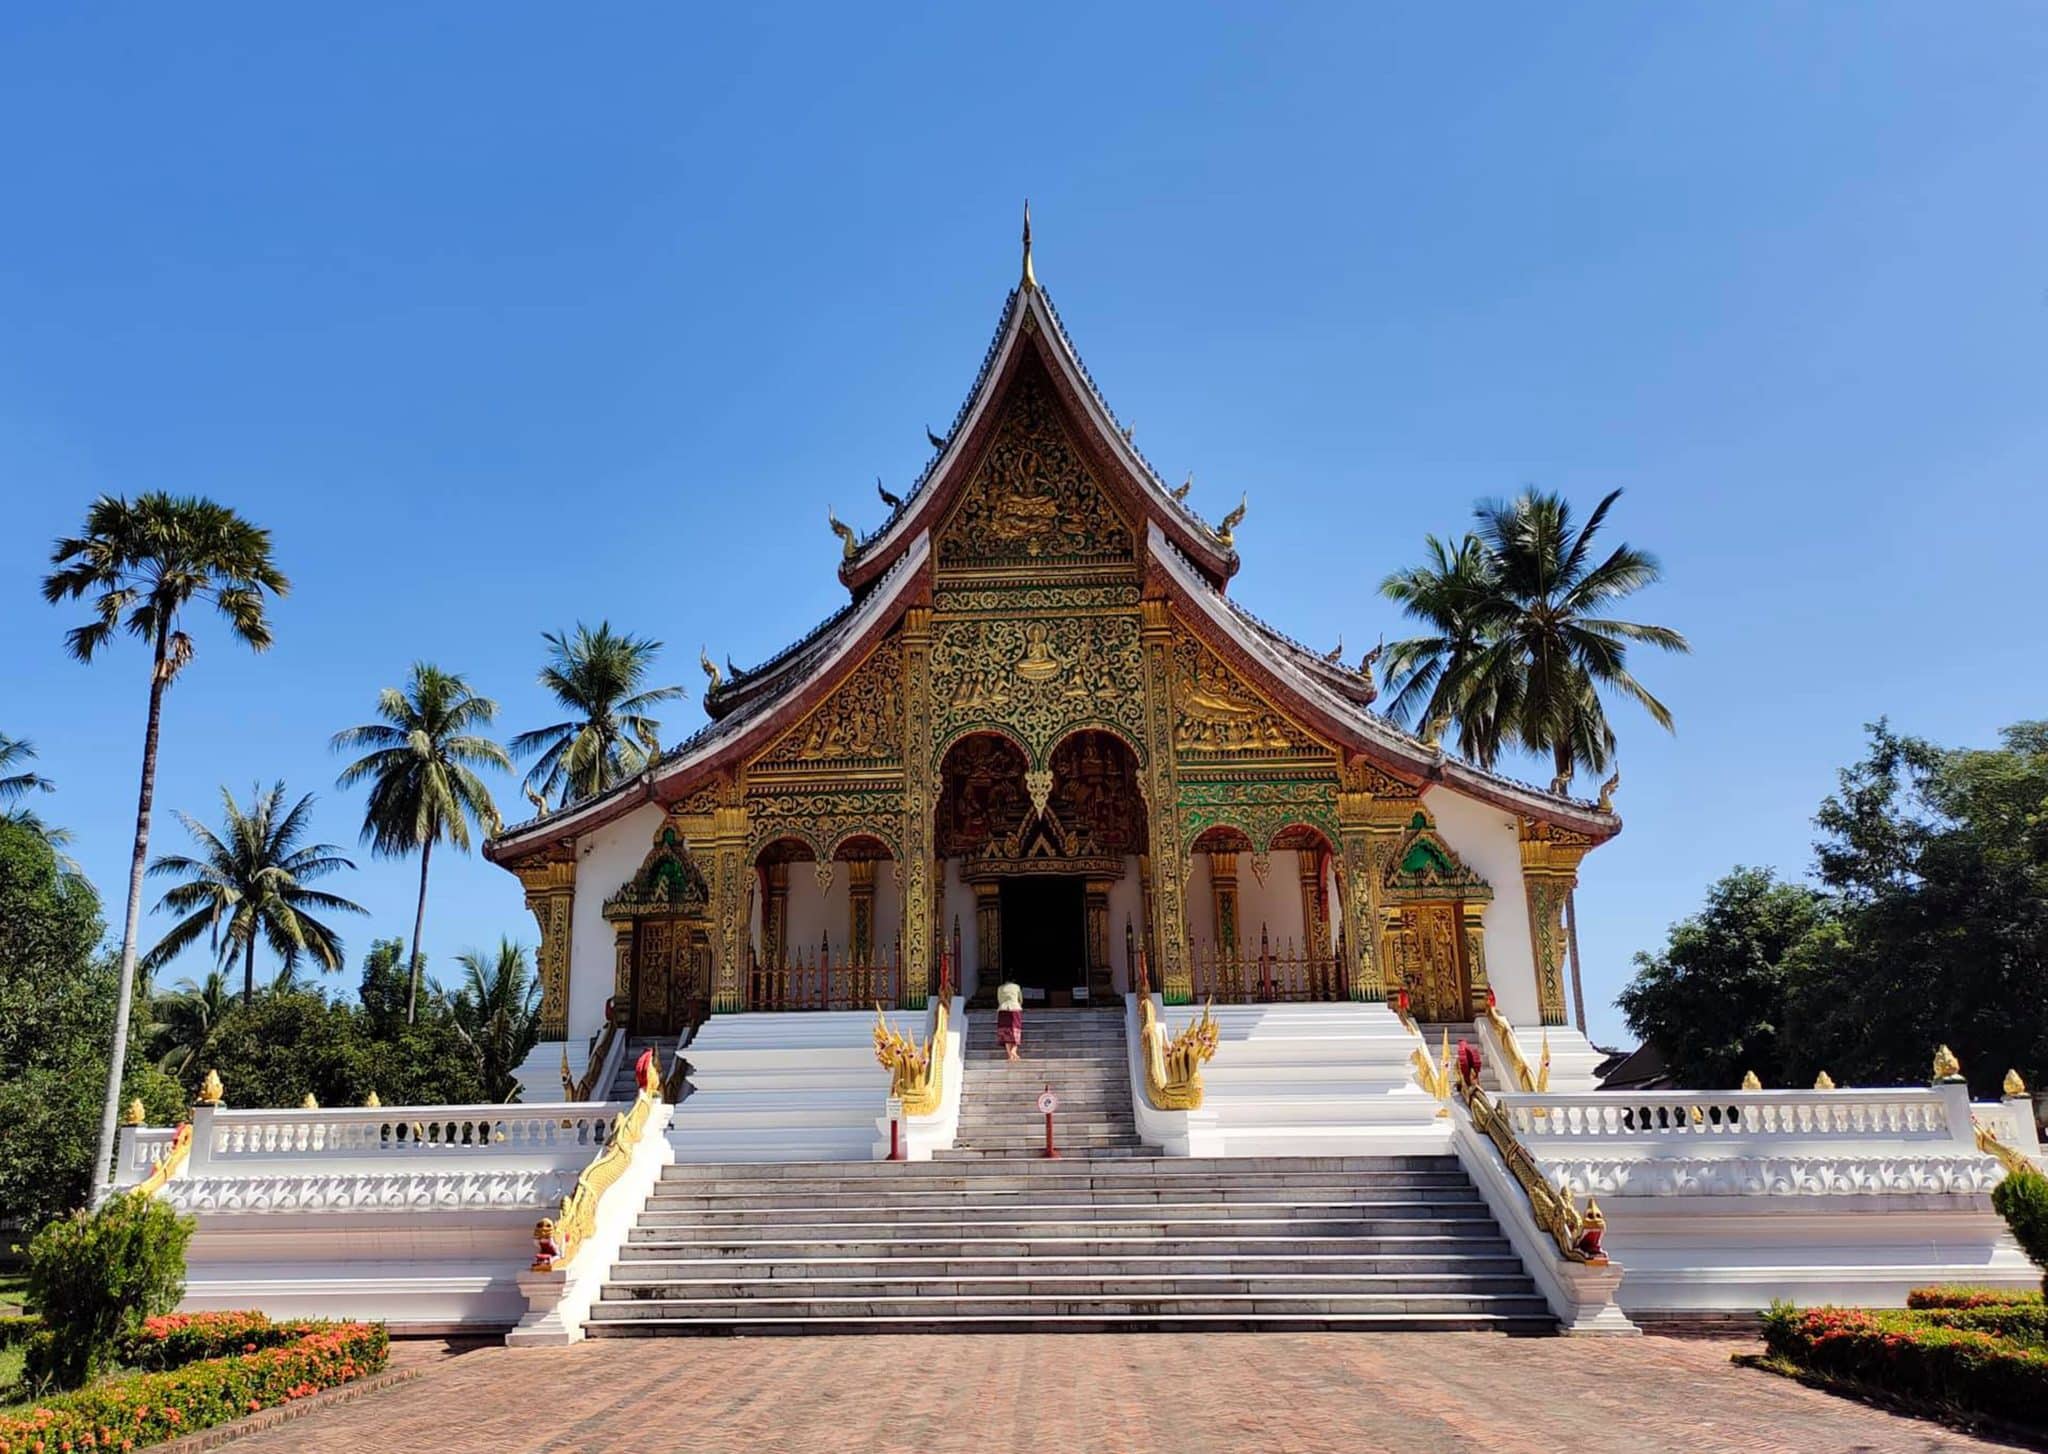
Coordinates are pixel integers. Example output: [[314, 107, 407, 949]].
[[43, 493, 289, 1204], [1377, 535, 1501, 761], [141, 782, 365, 1003], [452, 938, 542, 1102], [0, 733, 73, 859], [332, 664, 509, 1024], [1380, 488, 1688, 786], [148, 968, 235, 1077], [510, 622, 683, 807]]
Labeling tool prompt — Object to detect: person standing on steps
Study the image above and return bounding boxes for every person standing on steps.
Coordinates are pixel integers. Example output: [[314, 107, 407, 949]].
[[996, 981, 1024, 1060]]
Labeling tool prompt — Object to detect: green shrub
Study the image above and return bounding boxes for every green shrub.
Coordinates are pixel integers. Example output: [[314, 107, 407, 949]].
[[1908, 1286, 2044, 1310], [1992, 1166, 2048, 1296], [0, 1314, 39, 1349], [117, 1311, 315, 1371], [0, 1319, 387, 1451], [1764, 1303, 2048, 1428], [24, 1194, 193, 1389]]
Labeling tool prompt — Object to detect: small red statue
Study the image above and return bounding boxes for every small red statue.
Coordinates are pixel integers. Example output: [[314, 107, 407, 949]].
[[531, 1217, 562, 1270], [1456, 1039, 1484, 1091]]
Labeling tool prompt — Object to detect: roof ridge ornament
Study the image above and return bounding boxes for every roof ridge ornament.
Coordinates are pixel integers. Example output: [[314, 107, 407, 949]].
[[699, 646, 721, 691], [1172, 473, 1193, 502], [1021, 199, 1037, 290], [1216, 493, 1247, 547], [827, 505, 858, 561]]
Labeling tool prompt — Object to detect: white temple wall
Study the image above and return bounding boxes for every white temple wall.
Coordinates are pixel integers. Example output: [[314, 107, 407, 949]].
[[1425, 787, 1540, 1024], [1107, 858, 1143, 992], [1186, 849, 1316, 952], [943, 858, 980, 999], [566, 802, 665, 1046]]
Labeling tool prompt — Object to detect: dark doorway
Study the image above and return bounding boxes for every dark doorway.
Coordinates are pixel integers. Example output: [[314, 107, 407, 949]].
[[1000, 876, 1086, 998]]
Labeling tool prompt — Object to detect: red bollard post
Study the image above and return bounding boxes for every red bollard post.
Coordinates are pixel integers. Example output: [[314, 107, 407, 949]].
[[1038, 1087, 1060, 1159], [889, 1113, 904, 1161]]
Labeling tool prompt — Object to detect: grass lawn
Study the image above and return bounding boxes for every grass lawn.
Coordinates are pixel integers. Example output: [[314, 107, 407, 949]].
[[0, 1275, 24, 1316]]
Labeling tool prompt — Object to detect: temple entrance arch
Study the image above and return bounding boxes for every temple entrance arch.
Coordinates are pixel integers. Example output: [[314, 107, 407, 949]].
[[1187, 821, 1346, 1003], [1381, 811, 1494, 1022], [603, 827, 712, 1038], [750, 832, 902, 1009], [936, 728, 1145, 1003]]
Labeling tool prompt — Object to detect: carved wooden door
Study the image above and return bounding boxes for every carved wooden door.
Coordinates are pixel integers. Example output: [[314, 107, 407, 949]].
[[633, 919, 697, 1036], [1393, 902, 1469, 1022]]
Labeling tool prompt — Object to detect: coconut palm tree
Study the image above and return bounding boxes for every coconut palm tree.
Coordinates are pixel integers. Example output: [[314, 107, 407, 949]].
[[148, 968, 235, 1076], [1380, 488, 1688, 786], [0, 733, 73, 859], [141, 782, 365, 1004], [510, 622, 683, 807], [332, 664, 509, 1024], [452, 938, 542, 1102], [43, 492, 289, 1203]]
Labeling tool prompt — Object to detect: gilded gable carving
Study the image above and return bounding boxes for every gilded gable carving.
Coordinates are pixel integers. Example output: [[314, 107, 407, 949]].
[[1171, 629, 1328, 760], [1383, 811, 1493, 902], [938, 377, 1133, 568], [931, 613, 1144, 756], [753, 637, 903, 770]]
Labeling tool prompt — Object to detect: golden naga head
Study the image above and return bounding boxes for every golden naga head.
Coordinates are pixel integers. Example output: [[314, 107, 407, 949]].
[[827, 507, 858, 561], [197, 1069, 224, 1106], [1215, 493, 1247, 547], [699, 645, 722, 691], [1933, 1045, 1965, 1083]]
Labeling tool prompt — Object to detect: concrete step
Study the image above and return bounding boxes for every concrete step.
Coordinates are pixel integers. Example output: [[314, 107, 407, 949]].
[[584, 1311, 1558, 1336], [608, 1252, 1532, 1280], [589, 1291, 1554, 1320], [656, 1154, 1465, 1180], [620, 1233, 1518, 1260], [599, 1272, 1541, 1300], [644, 1186, 1484, 1210], [634, 1202, 1489, 1229]]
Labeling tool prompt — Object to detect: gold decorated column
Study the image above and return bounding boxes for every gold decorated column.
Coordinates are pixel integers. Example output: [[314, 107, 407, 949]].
[[973, 881, 1002, 987], [709, 789, 750, 1014], [515, 851, 576, 1040], [1139, 599, 1193, 1004], [1519, 818, 1592, 1027], [1336, 759, 1417, 1004], [899, 606, 936, 1010]]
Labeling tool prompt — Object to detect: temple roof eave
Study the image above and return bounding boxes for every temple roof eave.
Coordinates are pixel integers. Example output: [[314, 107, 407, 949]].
[[484, 534, 932, 864], [835, 285, 1240, 595], [1145, 524, 1621, 842]]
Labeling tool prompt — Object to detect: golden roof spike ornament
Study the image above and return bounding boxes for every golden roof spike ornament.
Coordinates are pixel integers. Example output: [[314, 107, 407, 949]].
[[1020, 199, 1036, 289], [699, 646, 721, 691], [1172, 473, 1193, 502], [827, 506, 858, 561], [876, 475, 903, 510], [1597, 769, 1620, 813], [1216, 493, 1247, 547], [2005, 1069, 2028, 1098], [1813, 1070, 1836, 1091], [1933, 1044, 1964, 1083], [1325, 634, 1344, 663], [197, 1069, 224, 1106], [1740, 1070, 1762, 1091]]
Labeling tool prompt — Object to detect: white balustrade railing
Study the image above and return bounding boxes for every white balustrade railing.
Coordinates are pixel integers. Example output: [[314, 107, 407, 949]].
[[196, 1102, 621, 1164], [1501, 1088, 1961, 1145], [111, 1126, 184, 1187]]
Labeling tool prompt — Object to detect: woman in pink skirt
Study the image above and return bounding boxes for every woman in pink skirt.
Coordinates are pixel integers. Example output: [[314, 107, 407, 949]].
[[995, 981, 1024, 1060]]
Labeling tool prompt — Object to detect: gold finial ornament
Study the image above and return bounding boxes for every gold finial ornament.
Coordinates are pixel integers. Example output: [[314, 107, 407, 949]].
[[2005, 1069, 2029, 1098], [699, 646, 721, 691], [301, 1092, 319, 1110], [365, 1090, 381, 1108], [827, 507, 858, 561], [1740, 1070, 1762, 1091], [1216, 493, 1247, 547], [1933, 1045, 1964, 1082], [1597, 769, 1620, 813], [123, 1098, 147, 1126], [1020, 199, 1036, 289], [1325, 634, 1344, 663], [1813, 1070, 1836, 1091], [197, 1069, 224, 1106], [1172, 473, 1193, 502]]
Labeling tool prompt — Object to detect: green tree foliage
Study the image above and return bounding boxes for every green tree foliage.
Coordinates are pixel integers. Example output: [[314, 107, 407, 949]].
[[1380, 489, 1689, 786], [141, 781, 365, 1004], [0, 731, 71, 856], [452, 938, 541, 1103], [188, 990, 484, 1110], [332, 664, 508, 1024], [1616, 868, 1837, 1089], [510, 622, 683, 807], [146, 969, 235, 1077], [42, 492, 289, 1204], [1621, 721, 2048, 1096], [0, 823, 183, 1233], [1993, 1167, 2048, 1296], [25, 1194, 193, 1389]]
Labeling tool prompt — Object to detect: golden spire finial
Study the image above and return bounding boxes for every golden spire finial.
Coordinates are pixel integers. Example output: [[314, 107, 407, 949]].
[[1021, 200, 1036, 290], [2004, 1069, 2028, 1098], [1740, 1070, 1762, 1091], [123, 1098, 146, 1126], [301, 1092, 319, 1110], [1933, 1044, 1964, 1082], [197, 1069, 224, 1106], [1813, 1070, 1836, 1091], [364, 1090, 381, 1108]]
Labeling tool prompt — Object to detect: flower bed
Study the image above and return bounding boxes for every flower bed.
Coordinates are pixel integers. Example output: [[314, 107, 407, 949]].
[[1906, 1286, 2044, 1311], [1761, 1301, 2048, 1429], [0, 1318, 386, 1452], [117, 1312, 315, 1372]]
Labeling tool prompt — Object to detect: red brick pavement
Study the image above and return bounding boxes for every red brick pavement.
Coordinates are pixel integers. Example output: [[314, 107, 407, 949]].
[[217, 1334, 2027, 1454]]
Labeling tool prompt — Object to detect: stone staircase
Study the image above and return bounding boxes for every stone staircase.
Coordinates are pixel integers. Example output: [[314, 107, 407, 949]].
[[585, 1154, 1553, 1335], [942, 1007, 1142, 1160], [607, 1037, 680, 1100]]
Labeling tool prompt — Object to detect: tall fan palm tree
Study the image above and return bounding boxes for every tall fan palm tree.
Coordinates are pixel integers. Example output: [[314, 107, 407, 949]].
[[510, 622, 684, 807], [148, 968, 235, 1077], [141, 782, 366, 1003], [332, 664, 509, 1024], [452, 938, 542, 1103], [1380, 488, 1689, 786], [0, 733, 72, 858], [43, 492, 289, 1203]]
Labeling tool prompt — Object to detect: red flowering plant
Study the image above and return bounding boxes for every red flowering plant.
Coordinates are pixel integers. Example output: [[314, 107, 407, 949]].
[[1762, 1300, 2048, 1428], [0, 1319, 387, 1453], [1908, 1286, 2045, 1311]]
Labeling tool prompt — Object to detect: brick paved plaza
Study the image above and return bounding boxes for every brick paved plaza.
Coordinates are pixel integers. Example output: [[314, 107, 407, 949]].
[[213, 1333, 2025, 1453]]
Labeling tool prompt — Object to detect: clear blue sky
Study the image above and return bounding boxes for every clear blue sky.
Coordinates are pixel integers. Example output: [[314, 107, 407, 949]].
[[3, 6, 2044, 1045]]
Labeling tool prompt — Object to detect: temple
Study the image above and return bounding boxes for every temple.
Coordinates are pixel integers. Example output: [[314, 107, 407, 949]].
[[114, 220, 2040, 1342], [483, 216, 1617, 1081]]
